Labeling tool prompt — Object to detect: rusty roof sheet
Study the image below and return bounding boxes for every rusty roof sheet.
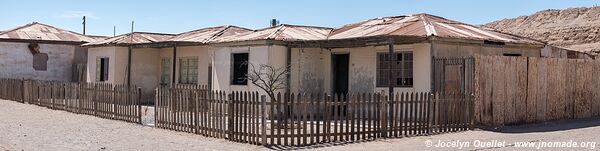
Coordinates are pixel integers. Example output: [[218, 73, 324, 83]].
[[329, 14, 544, 45], [211, 24, 332, 43], [82, 32, 175, 46], [88, 35, 110, 41], [0, 22, 97, 43], [168, 26, 251, 43]]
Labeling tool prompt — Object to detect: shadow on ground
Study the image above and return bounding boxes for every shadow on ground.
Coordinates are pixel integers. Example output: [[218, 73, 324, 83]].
[[481, 117, 600, 133], [264, 139, 377, 150]]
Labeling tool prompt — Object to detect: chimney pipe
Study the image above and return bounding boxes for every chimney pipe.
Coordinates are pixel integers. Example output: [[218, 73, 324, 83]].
[[271, 19, 279, 27]]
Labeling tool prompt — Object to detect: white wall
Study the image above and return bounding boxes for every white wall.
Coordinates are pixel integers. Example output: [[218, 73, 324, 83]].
[[290, 43, 432, 94], [131, 48, 161, 102], [0, 42, 78, 81], [86, 46, 128, 84], [158, 46, 211, 86], [211, 45, 288, 96]]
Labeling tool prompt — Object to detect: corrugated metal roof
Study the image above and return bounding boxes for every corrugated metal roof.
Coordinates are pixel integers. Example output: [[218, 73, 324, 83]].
[[82, 32, 175, 46], [0, 22, 97, 43], [168, 25, 251, 43], [88, 35, 110, 41], [329, 14, 544, 45], [211, 24, 332, 43]]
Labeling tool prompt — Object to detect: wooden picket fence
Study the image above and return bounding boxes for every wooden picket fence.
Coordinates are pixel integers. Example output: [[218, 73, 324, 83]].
[[0, 79, 25, 102], [156, 85, 474, 147], [0, 78, 143, 124]]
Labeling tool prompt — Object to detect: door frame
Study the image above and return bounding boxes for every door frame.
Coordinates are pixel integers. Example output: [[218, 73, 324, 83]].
[[331, 53, 350, 95]]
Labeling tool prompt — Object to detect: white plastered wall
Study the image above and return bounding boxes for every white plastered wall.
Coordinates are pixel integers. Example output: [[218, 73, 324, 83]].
[[86, 46, 128, 84], [290, 43, 432, 94], [131, 48, 161, 102], [211, 45, 288, 96], [0, 42, 77, 81]]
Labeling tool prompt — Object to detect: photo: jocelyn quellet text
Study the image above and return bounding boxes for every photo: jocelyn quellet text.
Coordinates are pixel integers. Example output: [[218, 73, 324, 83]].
[[425, 139, 596, 149]]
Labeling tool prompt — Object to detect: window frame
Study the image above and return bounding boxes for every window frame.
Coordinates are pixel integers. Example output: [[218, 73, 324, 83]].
[[160, 57, 171, 85], [231, 53, 249, 85], [96, 57, 109, 82], [178, 57, 198, 84], [376, 51, 413, 87]]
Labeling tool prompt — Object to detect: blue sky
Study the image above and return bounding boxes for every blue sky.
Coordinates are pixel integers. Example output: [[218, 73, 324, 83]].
[[1, 0, 598, 36]]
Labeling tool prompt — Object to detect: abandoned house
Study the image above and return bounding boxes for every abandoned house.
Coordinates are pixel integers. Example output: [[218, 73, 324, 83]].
[[82, 13, 591, 103], [0, 22, 99, 81], [82, 26, 251, 103], [83, 32, 176, 102]]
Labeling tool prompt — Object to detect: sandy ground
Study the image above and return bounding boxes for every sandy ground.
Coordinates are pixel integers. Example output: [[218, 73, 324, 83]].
[[2, 99, 600, 151], [302, 119, 600, 151], [0, 100, 264, 151]]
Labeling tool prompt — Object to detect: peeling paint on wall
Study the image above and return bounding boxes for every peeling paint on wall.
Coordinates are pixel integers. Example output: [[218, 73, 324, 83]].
[[350, 66, 374, 93], [0, 42, 77, 81]]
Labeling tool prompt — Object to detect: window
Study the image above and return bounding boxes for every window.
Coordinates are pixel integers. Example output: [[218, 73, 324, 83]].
[[160, 58, 171, 85], [178, 57, 198, 84], [231, 53, 248, 85], [95, 57, 109, 82], [503, 53, 522, 57], [484, 40, 505, 46], [32, 53, 48, 71], [376, 52, 413, 87], [567, 51, 577, 59]]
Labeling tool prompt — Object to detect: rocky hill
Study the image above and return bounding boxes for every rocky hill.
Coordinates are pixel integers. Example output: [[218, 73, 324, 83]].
[[485, 6, 600, 53]]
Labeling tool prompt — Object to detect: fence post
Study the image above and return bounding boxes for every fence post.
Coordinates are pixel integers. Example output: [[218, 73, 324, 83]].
[[469, 93, 475, 130], [112, 85, 116, 120], [261, 95, 267, 146], [155, 88, 159, 128], [21, 79, 26, 103], [381, 94, 388, 138], [427, 93, 433, 135], [138, 87, 142, 124], [194, 88, 199, 134], [50, 82, 54, 109], [93, 83, 97, 116], [228, 93, 234, 140], [77, 83, 82, 114]]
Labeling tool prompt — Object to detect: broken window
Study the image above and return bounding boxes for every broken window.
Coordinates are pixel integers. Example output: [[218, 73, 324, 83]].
[[160, 58, 171, 85], [178, 57, 198, 84], [376, 52, 413, 87], [95, 57, 109, 82], [32, 53, 48, 71], [231, 53, 248, 85]]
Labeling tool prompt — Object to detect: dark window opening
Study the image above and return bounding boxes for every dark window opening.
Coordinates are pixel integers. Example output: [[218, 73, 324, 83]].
[[503, 53, 522, 57], [231, 53, 248, 85], [32, 53, 48, 71], [484, 40, 506, 46], [96, 57, 109, 82], [567, 51, 577, 59], [376, 52, 413, 87]]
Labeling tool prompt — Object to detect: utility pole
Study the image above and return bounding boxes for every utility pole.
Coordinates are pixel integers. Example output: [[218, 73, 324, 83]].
[[131, 21, 134, 33], [113, 26, 116, 37], [82, 16, 86, 35], [127, 20, 134, 86]]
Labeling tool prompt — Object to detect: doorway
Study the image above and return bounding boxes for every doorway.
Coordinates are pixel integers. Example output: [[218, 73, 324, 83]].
[[332, 54, 349, 95], [332, 54, 349, 117]]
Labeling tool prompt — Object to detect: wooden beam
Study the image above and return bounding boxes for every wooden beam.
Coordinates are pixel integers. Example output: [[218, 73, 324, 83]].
[[172, 44, 177, 85], [388, 38, 394, 97], [285, 46, 291, 94], [127, 46, 132, 86]]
